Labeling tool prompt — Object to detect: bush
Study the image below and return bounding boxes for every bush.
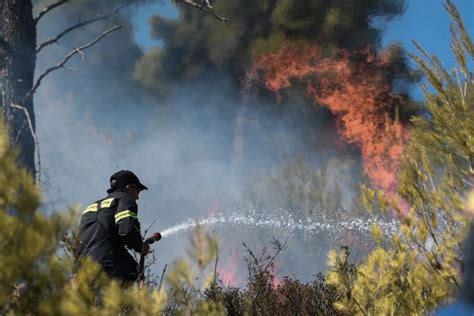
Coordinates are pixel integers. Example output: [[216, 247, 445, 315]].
[[326, 1, 474, 314]]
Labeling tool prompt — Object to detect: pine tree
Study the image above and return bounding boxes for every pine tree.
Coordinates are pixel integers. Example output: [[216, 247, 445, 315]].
[[326, 1, 474, 314], [0, 117, 72, 314]]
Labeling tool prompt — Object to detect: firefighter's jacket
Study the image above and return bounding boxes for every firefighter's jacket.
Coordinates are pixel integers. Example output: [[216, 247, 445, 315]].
[[78, 191, 144, 282]]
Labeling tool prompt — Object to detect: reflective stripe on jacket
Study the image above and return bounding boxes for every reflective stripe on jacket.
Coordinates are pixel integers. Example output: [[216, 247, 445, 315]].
[[78, 191, 144, 281]]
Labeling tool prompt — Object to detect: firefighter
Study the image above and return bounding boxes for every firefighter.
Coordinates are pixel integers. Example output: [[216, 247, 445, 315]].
[[78, 170, 150, 283]]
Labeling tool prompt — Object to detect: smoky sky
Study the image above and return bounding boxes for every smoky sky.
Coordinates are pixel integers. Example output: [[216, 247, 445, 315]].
[[32, 0, 409, 282]]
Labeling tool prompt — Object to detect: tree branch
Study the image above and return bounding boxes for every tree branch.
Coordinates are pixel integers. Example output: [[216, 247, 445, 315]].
[[36, 5, 127, 53], [158, 263, 167, 291], [23, 25, 123, 104], [263, 238, 287, 272], [173, 0, 228, 22], [212, 231, 219, 288], [143, 218, 157, 237], [36, 16, 112, 53], [10, 103, 42, 182], [35, 0, 69, 24]]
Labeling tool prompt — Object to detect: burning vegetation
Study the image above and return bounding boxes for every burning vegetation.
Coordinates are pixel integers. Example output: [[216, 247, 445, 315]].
[[251, 45, 410, 201], [1, 0, 473, 315]]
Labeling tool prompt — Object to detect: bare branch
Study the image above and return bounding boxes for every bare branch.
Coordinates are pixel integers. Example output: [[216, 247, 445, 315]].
[[143, 218, 158, 237], [35, 0, 69, 24], [36, 16, 109, 53], [212, 231, 219, 287], [158, 263, 167, 291], [24, 25, 123, 104], [10, 103, 42, 182], [174, 0, 228, 22], [263, 238, 287, 272], [36, 5, 127, 53], [64, 66, 79, 72]]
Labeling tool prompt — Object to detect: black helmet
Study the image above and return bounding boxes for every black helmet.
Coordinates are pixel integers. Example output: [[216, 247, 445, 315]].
[[107, 170, 148, 194]]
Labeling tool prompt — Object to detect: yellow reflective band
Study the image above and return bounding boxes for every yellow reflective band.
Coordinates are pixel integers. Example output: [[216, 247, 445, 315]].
[[114, 210, 137, 223], [83, 203, 98, 214], [100, 198, 114, 209]]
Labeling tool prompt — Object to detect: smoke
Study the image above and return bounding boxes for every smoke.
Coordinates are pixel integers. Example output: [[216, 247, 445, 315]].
[[32, 0, 414, 284], [36, 70, 360, 281]]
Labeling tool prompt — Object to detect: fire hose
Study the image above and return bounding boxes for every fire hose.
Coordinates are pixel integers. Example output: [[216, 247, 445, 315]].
[[138, 232, 162, 283]]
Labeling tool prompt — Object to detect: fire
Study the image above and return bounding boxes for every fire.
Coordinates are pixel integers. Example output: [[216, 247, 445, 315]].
[[270, 258, 283, 289], [218, 247, 239, 286], [219, 265, 237, 286], [272, 274, 282, 289], [251, 45, 409, 200]]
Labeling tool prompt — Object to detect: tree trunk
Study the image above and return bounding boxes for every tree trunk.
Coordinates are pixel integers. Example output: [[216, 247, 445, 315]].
[[0, 0, 37, 176]]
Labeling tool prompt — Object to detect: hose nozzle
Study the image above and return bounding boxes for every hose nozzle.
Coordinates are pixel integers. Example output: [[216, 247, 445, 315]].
[[145, 232, 162, 244]]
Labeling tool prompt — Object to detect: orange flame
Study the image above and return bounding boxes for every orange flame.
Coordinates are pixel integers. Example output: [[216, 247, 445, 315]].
[[219, 265, 237, 287], [218, 247, 239, 286], [270, 258, 283, 289], [272, 274, 283, 289], [251, 46, 408, 199]]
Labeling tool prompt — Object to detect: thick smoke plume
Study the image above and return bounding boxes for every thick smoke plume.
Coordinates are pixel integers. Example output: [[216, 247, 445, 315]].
[[31, 0, 417, 284]]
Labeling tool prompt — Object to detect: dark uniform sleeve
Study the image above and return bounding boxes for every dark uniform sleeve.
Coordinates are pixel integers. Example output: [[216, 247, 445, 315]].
[[114, 195, 143, 253]]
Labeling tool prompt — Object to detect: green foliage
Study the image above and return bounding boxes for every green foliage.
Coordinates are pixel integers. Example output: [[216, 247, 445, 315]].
[[56, 259, 169, 316], [0, 119, 73, 315], [327, 1, 474, 314], [165, 225, 226, 315]]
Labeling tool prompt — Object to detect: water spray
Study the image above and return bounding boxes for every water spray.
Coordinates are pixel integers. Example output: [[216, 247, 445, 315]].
[[160, 209, 399, 238]]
